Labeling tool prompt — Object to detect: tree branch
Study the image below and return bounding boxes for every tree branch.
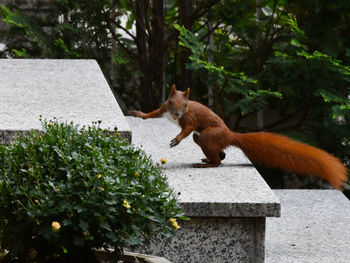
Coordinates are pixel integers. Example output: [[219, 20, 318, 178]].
[[111, 19, 137, 41], [102, 9, 136, 58], [200, 21, 223, 42]]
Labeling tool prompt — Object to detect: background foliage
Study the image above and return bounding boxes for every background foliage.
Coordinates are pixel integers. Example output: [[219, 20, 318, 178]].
[[0, 0, 349, 188]]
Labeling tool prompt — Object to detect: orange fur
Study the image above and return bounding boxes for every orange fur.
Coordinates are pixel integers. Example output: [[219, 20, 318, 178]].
[[130, 85, 348, 189], [231, 132, 347, 189]]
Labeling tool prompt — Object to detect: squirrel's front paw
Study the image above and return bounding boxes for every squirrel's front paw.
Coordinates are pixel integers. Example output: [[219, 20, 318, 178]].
[[170, 138, 180, 148], [129, 110, 144, 118]]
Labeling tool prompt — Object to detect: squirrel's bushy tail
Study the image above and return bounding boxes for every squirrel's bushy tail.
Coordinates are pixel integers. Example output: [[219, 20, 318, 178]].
[[230, 132, 347, 189]]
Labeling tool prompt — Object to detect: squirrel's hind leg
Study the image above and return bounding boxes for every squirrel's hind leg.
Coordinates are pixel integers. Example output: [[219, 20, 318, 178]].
[[192, 128, 225, 168], [192, 132, 225, 164]]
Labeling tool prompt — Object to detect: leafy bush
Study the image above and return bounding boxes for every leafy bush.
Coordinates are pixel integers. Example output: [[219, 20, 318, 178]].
[[0, 120, 184, 262]]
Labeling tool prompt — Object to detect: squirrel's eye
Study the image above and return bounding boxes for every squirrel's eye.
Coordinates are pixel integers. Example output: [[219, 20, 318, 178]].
[[168, 100, 172, 106]]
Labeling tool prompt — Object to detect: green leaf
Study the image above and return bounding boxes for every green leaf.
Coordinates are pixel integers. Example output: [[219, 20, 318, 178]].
[[11, 48, 29, 58], [125, 236, 141, 246], [54, 38, 81, 58], [113, 52, 129, 65]]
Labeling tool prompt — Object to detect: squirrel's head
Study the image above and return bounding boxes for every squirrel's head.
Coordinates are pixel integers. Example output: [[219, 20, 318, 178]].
[[167, 84, 190, 120]]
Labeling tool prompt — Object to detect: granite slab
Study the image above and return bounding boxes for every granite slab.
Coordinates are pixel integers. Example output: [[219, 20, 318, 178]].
[[143, 217, 266, 263], [266, 190, 350, 263], [127, 117, 280, 217], [128, 117, 279, 262], [0, 59, 131, 143]]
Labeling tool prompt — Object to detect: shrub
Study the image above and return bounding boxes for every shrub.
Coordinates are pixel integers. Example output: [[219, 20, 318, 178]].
[[0, 120, 184, 262]]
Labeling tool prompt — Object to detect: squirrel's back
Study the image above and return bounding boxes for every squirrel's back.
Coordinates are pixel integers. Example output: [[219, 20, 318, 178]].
[[186, 101, 228, 131]]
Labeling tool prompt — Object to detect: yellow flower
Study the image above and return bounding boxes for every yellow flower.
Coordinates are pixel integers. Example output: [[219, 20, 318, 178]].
[[88, 145, 93, 149], [52, 221, 61, 231], [169, 218, 180, 230], [123, 200, 131, 209], [135, 172, 140, 177], [96, 174, 102, 179], [160, 158, 167, 164], [99, 187, 104, 191], [34, 199, 39, 204]]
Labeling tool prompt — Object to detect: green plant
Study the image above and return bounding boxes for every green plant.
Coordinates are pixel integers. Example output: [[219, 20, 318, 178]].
[[0, 120, 184, 262], [175, 23, 283, 118], [262, 15, 350, 162]]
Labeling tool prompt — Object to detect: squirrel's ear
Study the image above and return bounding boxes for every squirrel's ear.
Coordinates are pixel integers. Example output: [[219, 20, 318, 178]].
[[184, 88, 190, 99], [170, 84, 177, 95]]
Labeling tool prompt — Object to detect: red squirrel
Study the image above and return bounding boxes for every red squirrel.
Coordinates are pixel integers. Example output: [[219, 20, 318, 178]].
[[130, 84, 348, 189]]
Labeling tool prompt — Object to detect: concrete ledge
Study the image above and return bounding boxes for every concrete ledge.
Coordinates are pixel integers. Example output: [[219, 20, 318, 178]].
[[128, 118, 280, 218], [128, 117, 280, 262], [266, 190, 350, 263], [145, 217, 266, 263], [0, 59, 131, 143], [166, 166, 280, 217]]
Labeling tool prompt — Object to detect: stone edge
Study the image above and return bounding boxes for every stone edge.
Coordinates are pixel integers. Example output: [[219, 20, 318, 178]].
[[180, 201, 281, 218], [0, 129, 132, 144]]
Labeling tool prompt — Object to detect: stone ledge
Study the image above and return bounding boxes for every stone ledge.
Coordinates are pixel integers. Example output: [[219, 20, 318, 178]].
[[0, 59, 131, 143], [128, 116, 278, 262], [128, 117, 280, 218], [143, 217, 266, 263], [165, 167, 280, 217], [266, 190, 350, 263]]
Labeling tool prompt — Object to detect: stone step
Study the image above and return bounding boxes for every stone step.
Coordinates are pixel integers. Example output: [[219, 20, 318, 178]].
[[128, 117, 280, 263], [0, 59, 131, 143], [266, 190, 350, 263]]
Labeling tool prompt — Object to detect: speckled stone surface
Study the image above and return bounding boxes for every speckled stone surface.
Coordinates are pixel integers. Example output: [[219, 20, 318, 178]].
[[128, 117, 280, 217], [128, 117, 280, 262], [0, 59, 131, 143], [143, 217, 266, 263], [266, 190, 350, 263]]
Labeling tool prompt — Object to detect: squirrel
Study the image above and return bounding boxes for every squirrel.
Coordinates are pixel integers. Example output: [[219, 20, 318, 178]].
[[130, 84, 348, 189]]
